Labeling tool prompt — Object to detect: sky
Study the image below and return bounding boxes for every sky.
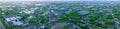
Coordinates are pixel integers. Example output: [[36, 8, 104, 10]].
[[0, 0, 120, 1]]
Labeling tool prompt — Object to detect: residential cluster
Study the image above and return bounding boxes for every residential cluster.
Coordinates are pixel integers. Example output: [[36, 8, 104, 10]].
[[0, 1, 120, 29]]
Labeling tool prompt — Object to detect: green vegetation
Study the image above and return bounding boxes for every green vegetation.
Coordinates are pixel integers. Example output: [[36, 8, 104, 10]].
[[112, 9, 118, 13], [24, 14, 30, 18], [40, 15, 45, 19], [89, 16, 99, 21], [88, 9, 96, 13], [95, 23, 102, 27], [66, 12, 78, 17], [29, 19, 38, 24], [13, 11, 19, 14], [114, 11, 120, 18], [12, 6, 19, 11], [0, 8, 2, 14], [1, 2, 120, 29], [74, 17, 82, 21], [0, 18, 10, 29], [80, 26, 90, 29], [105, 21, 115, 25], [0, 9, 2, 19], [90, 21, 96, 25], [12, 7, 20, 14], [106, 15, 113, 19], [0, 9, 11, 29], [69, 20, 78, 25], [42, 7, 48, 12], [40, 19, 47, 24], [9, 25, 15, 29], [39, 15, 48, 24], [63, 26, 70, 29], [101, 25, 109, 28], [5, 12, 11, 16], [58, 17, 68, 22]]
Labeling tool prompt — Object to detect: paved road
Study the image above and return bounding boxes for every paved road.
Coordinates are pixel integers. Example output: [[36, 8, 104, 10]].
[[0, 21, 6, 29]]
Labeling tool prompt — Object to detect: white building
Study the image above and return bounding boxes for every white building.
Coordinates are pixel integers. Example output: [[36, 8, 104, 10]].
[[5, 16, 21, 22], [11, 21, 23, 26]]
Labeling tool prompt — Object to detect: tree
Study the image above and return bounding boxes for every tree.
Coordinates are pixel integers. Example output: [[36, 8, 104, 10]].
[[0, 8, 2, 15], [80, 26, 90, 29], [90, 21, 96, 25], [5, 12, 10, 16], [105, 21, 115, 25], [89, 16, 99, 22], [106, 15, 113, 19], [40, 19, 47, 24], [101, 25, 109, 28], [29, 19, 38, 25], [24, 14, 30, 18], [58, 16, 68, 22], [95, 23, 102, 27]]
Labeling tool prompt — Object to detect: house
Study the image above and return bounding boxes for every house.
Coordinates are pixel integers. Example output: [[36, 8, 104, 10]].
[[4, 15, 24, 26], [11, 21, 23, 26], [5, 16, 21, 22], [79, 10, 89, 15]]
